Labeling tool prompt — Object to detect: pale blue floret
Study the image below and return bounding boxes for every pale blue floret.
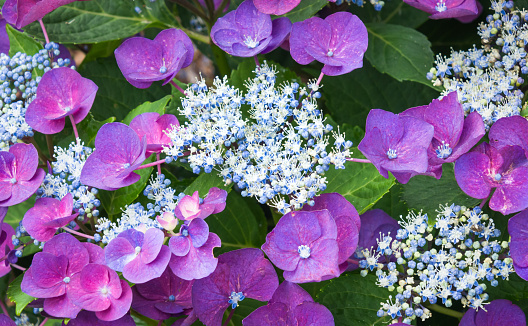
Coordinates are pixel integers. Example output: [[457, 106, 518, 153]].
[[386, 149, 397, 159], [228, 291, 245, 309], [298, 245, 311, 259], [435, 142, 453, 159]]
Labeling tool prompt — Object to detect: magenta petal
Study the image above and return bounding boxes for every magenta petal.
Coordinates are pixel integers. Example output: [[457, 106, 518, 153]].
[[3, 0, 89, 28], [104, 237, 136, 272], [130, 113, 180, 156], [261, 17, 292, 54], [253, 0, 301, 15], [21, 253, 66, 298], [96, 280, 133, 322], [0, 314, 15, 326], [269, 281, 313, 308], [131, 287, 173, 320], [83, 243, 105, 265], [454, 152, 492, 199], [139, 228, 165, 265], [67, 311, 136, 326], [9, 143, 38, 180], [201, 187, 228, 216], [489, 115, 528, 155], [68, 265, 113, 311], [489, 166, 528, 215], [188, 218, 209, 248], [509, 210, 528, 268], [447, 111, 485, 162], [42, 233, 89, 275], [123, 245, 171, 284], [169, 232, 221, 280], [424, 92, 464, 148], [169, 235, 191, 257], [43, 293, 82, 319], [283, 239, 340, 283], [242, 302, 290, 325], [290, 17, 329, 65], [155, 28, 194, 70], [292, 301, 334, 324]]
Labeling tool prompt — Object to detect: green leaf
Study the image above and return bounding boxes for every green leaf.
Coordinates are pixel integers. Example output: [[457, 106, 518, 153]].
[[317, 273, 391, 326], [24, 0, 180, 44], [401, 164, 481, 225], [82, 39, 123, 65], [183, 173, 232, 197], [223, 298, 266, 325], [6, 25, 43, 57], [77, 56, 171, 121], [350, 0, 429, 29], [7, 274, 36, 316], [323, 62, 438, 128], [122, 95, 171, 125], [4, 195, 35, 229], [365, 23, 435, 88], [56, 113, 116, 148], [281, 0, 328, 23], [486, 273, 528, 302], [323, 160, 395, 214], [98, 156, 155, 219], [208, 191, 267, 254]]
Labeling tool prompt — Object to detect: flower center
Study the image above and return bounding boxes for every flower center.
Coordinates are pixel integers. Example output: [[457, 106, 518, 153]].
[[435, 0, 447, 12], [135, 246, 141, 254], [327, 50, 334, 57], [298, 245, 311, 259], [123, 163, 131, 169], [494, 173, 502, 181], [228, 291, 245, 309], [436, 142, 452, 159], [387, 149, 398, 159], [181, 228, 189, 237], [62, 106, 72, 113], [63, 277, 70, 284], [243, 36, 260, 49], [101, 287, 108, 295], [168, 295, 175, 302], [9, 178, 16, 184], [159, 66, 167, 74]]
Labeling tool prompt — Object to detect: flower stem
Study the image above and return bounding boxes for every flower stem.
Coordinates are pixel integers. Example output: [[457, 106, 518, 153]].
[[423, 303, 464, 319], [156, 153, 162, 175], [315, 71, 324, 89], [11, 263, 26, 271], [254, 55, 260, 67], [62, 227, 95, 240], [45, 134, 54, 160], [135, 159, 166, 170], [222, 309, 235, 326], [346, 157, 372, 164], [211, 43, 230, 77], [69, 115, 80, 146], [28, 137, 50, 164], [39, 317, 49, 326], [0, 299, 9, 316], [170, 80, 187, 96], [38, 19, 50, 44]]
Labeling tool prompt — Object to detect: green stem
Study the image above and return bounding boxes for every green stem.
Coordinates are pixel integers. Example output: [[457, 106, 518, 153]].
[[180, 27, 210, 44], [423, 303, 464, 319], [211, 43, 230, 77], [45, 134, 55, 160]]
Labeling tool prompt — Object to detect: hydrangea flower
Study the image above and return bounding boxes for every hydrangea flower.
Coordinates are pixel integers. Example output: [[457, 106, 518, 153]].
[[488, 116, 528, 157], [192, 248, 278, 326], [508, 209, 528, 280], [261, 210, 340, 283], [25, 67, 98, 134], [65, 311, 135, 326], [105, 227, 171, 284], [0, 143, 45, 207], [114, 28, 194, 89], [80, 122, 147, 191], [357, 109, 434, 184], [301, 193, 360, 272], [0, 222, 14, 277], [157, 211, 178, 231], [21, 233, 89, 318], [130, 112, 179, 157], [131, 266, 193, 320], [174, 188, 227, 221], [400, 92, 485, 178], [459, 299, 526, 326], [2, 0, 89, 28], [242, 281, 334, 325], [402, 0, 479, 21], [22, 193, 79, 242], [289, 12, 368, 76], [68, 263, 133, 321], [455, 143, 528, 215], [210, 0, 292, 57]]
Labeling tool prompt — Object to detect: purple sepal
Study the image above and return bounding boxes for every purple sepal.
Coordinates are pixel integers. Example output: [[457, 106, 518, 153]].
[[459, 299, 526, 326], [254, 0, 301, 15], [261, 17, 292, 55], [290, 12, 368, 76], [489, 115, 528, 157], [169, 232, 221, 280], [262, 210, 340, 283], [2, 0, 90, 28], [174, 188, 228, 221], [132, 266, 193, 320], [0, 223, 14, 277], [509, 209, 528, 279], [25, 67, 98, 134], [115, 29, 194, 89], [80, 122, 147, 191], [0, 143, 45, 207], [402, 0, 479, 20], [64, 311, 136, 326], [105, 228, 170, 284], [0, 314, 15, 326], [192, 248, 278, 326], [130, 112, 179, 157], [23, 193, 79, 242]]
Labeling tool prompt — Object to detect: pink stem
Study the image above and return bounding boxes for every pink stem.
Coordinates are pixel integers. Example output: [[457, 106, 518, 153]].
[[315, 71, 324, 89], [135, 159, 166, 170], [254, 55, 260, 67], [0, 245, 24, 262], [222, 309, 235, 326], [156, 153, 162, 175], [69, 115, 80, 145], [38, 19, 50, 44], [0, 300, 9, 316], [346, 157, 372, 164], [347, 258, 359, 265], [62, 227, 95, 240], [11, 264, 26, 271], [170, 80, 187, 96], [39, 317, 49, 326], [157, 321, 163, 326]]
